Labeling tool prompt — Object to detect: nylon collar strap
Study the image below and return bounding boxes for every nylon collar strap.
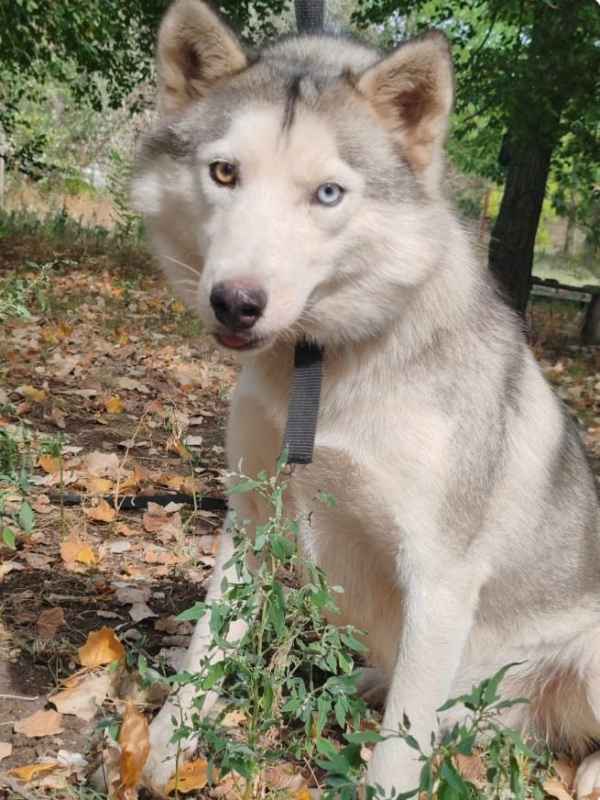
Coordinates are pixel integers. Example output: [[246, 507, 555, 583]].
[[281, 341, 324, 465]]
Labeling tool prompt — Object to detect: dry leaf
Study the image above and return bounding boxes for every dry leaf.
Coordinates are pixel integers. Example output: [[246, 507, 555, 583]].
[[0, 742, 12, 761], [14, 708, 64, 738], [50, 405, 67, 429], [118, 698, 151, 800], [455, 752, 487, 788], [222, 709, 247, 728], [289, 790, 314, 800], [31, 494, 52, 514], [78, 626, 125, 667], [0, 561, 25, 580], [83, 451, 121, 479], [17, 385, 46, 402], [80, 477, 114, 493], [165, 760, 209, 795], [39, 454, 60, 474], [37, 607, 66, 636], [51, 673, 113, 721], [87, 498, 117, 523], [544, 778, 574, 800], [105, 396, 125, 414], [8, 762, 59, 781], [264, 764, 306, 790], [60, 531, 99, 566], [554, 759, 577, 789]]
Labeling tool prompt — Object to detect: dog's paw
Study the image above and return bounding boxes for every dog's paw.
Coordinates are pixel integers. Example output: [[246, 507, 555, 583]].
[[141, 702, 198, 789], [574, 751, 600, 799], [367, 737, 422, 797], [355, 667, 388, 708]]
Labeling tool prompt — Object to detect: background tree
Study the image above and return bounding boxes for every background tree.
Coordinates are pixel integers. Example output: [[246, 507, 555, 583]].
[[354, 0, 600, 312]]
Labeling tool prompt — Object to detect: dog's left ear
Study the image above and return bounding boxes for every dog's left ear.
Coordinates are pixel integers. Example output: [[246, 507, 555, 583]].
[[157, 0, 247, 117], [357, 31, 453, 195]]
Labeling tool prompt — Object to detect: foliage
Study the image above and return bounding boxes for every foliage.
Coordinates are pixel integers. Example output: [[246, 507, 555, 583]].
[[170, 461, 369, 793], [148, 464, 553, 799]]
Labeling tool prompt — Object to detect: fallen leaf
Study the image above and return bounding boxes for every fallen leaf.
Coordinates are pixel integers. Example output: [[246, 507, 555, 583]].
[[16, 385, 46, 402], [87, 498, 117, 523], [289, 790, 314, 800], [544, 778, 574, 800], [83, 451, 121, 479], [31, 494, 53, 514], [455, 752, 487, 788], [51, 673, 113, 721], [78, 627, 125, 667], [554, 759, 576, 789], [79, 477, 113, 493], [39, 454, 61, 473], [50, 405, 67, 429], [8, 762, 59, 781], [222, 709, 247, 728], [118, 698, 151, 800], [264, 764, 306, 790], [0, 742, 12, 761], [37, 607, 66, 636], [14, 708, 64, 738], [0, 561, 25, 580], [105, 396, 125, 414], [129, 602, 157, 622], [165, 760, 209, 795], [60, 531, 99, 566]]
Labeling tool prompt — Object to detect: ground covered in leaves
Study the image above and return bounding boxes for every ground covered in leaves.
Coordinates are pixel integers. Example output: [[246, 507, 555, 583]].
[[1, 236, 600, 799]]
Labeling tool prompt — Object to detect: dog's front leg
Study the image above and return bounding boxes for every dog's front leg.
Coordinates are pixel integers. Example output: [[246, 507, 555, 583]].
[[367, 569, 478, 797], [143, 524, 254, 789]]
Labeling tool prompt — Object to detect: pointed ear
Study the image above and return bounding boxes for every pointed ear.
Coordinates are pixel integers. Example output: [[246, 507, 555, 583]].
[[357, 32, 453, 193], [157, 0, 247, 117]]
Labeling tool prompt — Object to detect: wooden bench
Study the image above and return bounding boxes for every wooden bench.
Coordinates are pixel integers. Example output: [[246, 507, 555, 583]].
[[530, 276, 600, 344]]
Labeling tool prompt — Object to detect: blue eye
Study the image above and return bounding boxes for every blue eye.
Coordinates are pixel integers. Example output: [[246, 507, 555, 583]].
[[314, 183, 344, 206]]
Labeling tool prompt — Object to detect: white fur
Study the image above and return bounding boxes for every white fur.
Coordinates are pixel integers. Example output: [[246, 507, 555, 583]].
[[129, 12, 600, 797]]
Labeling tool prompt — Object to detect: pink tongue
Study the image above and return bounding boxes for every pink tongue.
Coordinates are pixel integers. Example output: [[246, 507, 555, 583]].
[[219, 332, 251, 348]]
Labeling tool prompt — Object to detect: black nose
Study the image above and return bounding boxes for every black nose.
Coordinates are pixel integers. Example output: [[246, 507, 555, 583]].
[[210, 281, 267, 329]]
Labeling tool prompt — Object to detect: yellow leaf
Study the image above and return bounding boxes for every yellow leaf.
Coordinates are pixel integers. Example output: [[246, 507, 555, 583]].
[[20, 385, 46, 402], [78, 627, 125, 667], [105, 396, 125, 414], [77, 545, 99, 565], [38, 454, 60, 474], [165, 760, 210, 795], [8, 762, 59, 781], [14, 709, 63, 738], [117, 698, 151, 800], [289, 790, 313, 800], [80, 477, 114, 493], [86, 499, 117, 523], [60, 531, 99, 565]]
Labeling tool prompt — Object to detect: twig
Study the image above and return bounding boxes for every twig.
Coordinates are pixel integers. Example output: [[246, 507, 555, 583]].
[[0, 773, 43, 800], [0, 694, 39, 702]]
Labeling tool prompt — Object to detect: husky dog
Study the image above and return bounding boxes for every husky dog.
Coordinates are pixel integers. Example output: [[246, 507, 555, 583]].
[[131, 1, 600, 795]]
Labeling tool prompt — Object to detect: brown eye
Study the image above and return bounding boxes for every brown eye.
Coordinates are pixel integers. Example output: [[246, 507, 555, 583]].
[[209, 161, 237, 187]]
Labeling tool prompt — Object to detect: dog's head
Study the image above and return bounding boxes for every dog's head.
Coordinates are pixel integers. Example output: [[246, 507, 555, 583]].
[[133, 0, 454, 353]]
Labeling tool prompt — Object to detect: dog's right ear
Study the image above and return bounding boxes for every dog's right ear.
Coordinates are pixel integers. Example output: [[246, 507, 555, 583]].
[[157, 0, 247, 117]]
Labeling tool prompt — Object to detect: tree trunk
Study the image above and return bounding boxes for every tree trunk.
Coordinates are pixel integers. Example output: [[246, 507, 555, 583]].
[[488, 140, 553, 315]]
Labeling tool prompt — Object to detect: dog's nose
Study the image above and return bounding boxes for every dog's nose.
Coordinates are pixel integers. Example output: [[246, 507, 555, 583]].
[[210, 281, 267, 329]]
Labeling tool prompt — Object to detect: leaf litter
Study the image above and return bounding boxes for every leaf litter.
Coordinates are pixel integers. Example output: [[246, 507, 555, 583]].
[[0, 253, 597, 797]]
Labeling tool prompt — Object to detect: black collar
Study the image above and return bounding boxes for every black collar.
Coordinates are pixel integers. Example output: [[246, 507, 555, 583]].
[[280, 341, 324, 466]]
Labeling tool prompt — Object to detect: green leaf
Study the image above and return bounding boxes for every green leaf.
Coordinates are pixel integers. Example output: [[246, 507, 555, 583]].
[[2, 527, 16, 549], [18, 500, 34, 533]]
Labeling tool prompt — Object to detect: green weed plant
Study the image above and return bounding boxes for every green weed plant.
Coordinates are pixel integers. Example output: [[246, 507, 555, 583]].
[[157, 461, 552, 799]]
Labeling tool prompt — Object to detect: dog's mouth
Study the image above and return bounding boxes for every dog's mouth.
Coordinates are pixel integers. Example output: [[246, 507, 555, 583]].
[[213, 330, 266, 351]]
